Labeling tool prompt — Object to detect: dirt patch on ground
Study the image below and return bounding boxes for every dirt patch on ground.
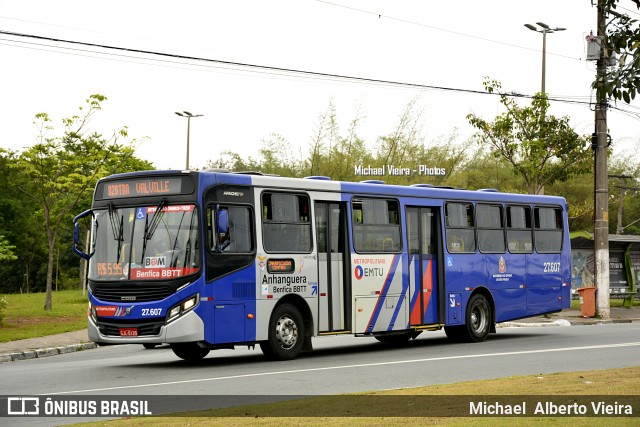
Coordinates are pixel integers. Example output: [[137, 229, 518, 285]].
[[4, 316, 78, 328]]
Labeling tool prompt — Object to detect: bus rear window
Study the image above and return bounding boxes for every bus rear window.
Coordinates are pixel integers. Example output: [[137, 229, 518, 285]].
[[534, 207, 563, 253]]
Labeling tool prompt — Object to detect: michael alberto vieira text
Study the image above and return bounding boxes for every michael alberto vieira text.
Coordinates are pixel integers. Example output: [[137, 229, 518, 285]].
[[354, 165, 446, 176], [470, 400, 635, 416]]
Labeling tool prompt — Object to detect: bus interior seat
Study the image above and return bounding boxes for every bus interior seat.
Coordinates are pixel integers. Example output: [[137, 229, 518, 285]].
[[449, 236, 465, 252]]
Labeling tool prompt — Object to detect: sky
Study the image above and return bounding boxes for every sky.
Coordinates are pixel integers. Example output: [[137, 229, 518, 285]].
[[1, 0, 640, 171]]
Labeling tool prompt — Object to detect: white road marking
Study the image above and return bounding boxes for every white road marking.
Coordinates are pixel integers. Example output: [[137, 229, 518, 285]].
[[47, 341, 640, 395]]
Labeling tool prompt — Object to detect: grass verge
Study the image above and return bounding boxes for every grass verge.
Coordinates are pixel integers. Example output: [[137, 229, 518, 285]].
[[0, 290, 87, 342], [73, 366, 640, 426]]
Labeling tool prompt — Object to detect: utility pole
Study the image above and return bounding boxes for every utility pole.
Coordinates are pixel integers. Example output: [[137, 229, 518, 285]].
[[594, 0, 610, 319]]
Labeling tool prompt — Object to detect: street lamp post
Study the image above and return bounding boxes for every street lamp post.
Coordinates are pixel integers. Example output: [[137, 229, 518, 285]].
[[175, 111, 203, 170], [524, 22, 566, 94]]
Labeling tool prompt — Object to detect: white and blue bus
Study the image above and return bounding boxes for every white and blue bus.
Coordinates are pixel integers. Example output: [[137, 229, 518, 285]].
[[73, 170, 571, 361]]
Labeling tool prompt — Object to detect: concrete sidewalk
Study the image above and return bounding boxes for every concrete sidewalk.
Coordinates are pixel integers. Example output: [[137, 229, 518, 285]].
[[1, 307, 639, 363], [0, 329, 96, 363], [499, 306, 640, 327]]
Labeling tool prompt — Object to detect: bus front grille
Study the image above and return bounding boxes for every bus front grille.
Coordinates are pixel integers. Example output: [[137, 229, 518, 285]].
[[92, 286, 174, 303]]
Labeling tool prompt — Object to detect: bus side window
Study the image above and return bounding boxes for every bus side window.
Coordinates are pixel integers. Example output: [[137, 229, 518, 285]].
[[208, 205, 254, 253], [477, 204, 505, 253], [507, 205, 533, 254], [352, 198, 401, 253], [445, 202, 476, 253], [262, 192, 311, 253]]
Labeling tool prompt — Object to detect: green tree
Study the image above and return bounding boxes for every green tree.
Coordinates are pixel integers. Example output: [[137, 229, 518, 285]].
[[0, 148, 46, 293], [0, 234, 16, 262], [451, 147, 526, 192], [411, 131, 471, 188], [608, 154, 640, 234], [599, 0, 640, 102], [467, 79, 592, 194], [306, 100, 372, 181], [374, 98, 425, 184], [5, 95, 152, 309]]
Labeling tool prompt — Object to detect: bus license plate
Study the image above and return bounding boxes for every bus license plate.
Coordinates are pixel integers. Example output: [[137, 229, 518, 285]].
[[119, 327, 138, 337]]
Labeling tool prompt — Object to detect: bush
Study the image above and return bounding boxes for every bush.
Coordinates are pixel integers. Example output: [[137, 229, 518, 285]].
[[0, 295, 7, 324]]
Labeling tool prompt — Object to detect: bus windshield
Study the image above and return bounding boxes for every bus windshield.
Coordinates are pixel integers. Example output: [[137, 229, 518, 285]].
[[88, 203, 200, 281]]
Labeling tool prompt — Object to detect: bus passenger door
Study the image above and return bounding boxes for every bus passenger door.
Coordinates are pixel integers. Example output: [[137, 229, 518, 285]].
[[315, 202, 350, 332], [406, 206, 440, 326]]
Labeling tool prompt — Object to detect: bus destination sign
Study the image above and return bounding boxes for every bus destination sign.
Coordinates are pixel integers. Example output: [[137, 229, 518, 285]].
[[98, 176, 192, 200]]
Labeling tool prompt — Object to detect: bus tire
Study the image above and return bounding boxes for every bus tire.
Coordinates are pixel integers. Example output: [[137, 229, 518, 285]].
[[171, 342, 210, 361], [465, 294, 491, 342], [260, 303, 304, 361], [445, 294, 491, 343]]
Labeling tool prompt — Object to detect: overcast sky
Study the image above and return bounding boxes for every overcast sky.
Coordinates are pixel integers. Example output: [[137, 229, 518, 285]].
[[1, 0, 639, 171]]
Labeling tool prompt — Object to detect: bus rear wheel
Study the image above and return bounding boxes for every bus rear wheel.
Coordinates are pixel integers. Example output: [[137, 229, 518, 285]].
[[445, 294, 491, 343], [171, 342, 210, 361], [260, 303, 305, 361]]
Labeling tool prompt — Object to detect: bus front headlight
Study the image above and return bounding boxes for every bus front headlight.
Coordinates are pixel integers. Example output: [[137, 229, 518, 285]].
[[166, 294, 199, 323]]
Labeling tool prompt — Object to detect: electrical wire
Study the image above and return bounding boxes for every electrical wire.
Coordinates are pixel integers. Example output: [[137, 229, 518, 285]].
[[313, 0, 583, 62], [0, 29, 595, 107]]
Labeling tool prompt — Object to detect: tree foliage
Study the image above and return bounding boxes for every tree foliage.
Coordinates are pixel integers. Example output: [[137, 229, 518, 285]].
[[467, 79, 592, 194], [209, 98, 479, 188], [599, 0, 640, 102], [2, 95, 152, 308], [0, 235, 16, 262]]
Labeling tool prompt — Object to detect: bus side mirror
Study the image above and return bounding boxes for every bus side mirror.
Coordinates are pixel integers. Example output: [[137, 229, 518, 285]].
[[214, 208, 229, 252], [73, 209, 94, 260], [216, 209, 229, 235]]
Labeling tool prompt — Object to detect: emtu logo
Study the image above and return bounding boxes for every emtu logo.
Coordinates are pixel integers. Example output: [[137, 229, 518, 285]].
[[354, 265, 364, 280]]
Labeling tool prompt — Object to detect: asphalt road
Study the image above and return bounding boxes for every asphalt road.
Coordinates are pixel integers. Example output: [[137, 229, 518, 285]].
[[2, 323, 639, 425]]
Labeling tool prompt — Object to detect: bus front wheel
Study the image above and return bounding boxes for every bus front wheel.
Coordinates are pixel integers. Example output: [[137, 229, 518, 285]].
[[260, 303, 305, 361], [171, 342, 210, 361], [445, 294, 491, 343]]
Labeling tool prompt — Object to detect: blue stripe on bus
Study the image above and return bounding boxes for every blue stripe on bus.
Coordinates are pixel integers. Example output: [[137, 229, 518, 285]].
[[366, 254, 400, 332], [387, 253, 410, 331]]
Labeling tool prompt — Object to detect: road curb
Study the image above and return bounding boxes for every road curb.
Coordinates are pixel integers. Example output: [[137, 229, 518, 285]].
[[0, 342, 97, 363], [499, 319, 571, 328], [499, 317, 640, 328]]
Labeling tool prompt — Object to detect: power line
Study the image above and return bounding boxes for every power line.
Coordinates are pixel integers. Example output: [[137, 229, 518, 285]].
[[314, 0, 583, 62], [0, 29, 593, 107], [615, 4, 640, 17]]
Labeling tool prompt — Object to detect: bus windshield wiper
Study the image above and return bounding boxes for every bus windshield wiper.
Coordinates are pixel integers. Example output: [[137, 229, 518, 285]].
[[108, 203, 124, 264], [170, 211, 187, 267], [107, 203, 121, 241], [144, 199, 167, 241]]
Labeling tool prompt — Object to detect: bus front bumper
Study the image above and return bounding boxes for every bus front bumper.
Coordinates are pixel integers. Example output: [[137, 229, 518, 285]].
[[88, 310, 205, 345]]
